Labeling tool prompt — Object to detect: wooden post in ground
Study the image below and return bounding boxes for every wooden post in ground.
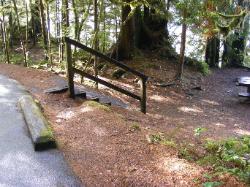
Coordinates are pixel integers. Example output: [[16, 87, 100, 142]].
[[140, 78, 147, 114], [65, 40, 75, 98]]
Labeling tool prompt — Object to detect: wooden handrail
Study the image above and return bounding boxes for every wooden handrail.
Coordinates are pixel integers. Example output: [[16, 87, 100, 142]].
[[65, 37, 147, 113], [65, 37, 148, 81], [73, 68, 141, 100]]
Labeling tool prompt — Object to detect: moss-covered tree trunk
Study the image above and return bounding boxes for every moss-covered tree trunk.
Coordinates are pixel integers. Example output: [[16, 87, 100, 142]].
[[115, 0, 135, 60], [205, 37, 220, 67], [136, 6, 169, 49], [113, 1, 170, 61], [31, 0, 41, 46]]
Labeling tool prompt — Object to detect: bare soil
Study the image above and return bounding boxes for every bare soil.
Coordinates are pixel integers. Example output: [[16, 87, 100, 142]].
[[0, 61, 249, 187]]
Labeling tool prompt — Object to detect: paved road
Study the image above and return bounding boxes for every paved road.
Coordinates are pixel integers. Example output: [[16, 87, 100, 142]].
[[0, 75, 82, 187]]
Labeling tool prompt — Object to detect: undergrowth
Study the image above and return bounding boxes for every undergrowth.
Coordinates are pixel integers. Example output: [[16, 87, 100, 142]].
[[180, 135, 250, 185], [200, 136, 250, 184], [148, 129, 250, 185], [147, 133, 177, 148], [189, 60, 211, 75]]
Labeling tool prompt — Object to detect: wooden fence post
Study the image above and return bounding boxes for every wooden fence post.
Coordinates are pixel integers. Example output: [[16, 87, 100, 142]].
[[140, 78, 147, 114], [65, 39, 75, 98]]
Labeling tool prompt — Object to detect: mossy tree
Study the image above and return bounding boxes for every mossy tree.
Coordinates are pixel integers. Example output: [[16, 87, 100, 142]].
[[111, 0, 171, 60]]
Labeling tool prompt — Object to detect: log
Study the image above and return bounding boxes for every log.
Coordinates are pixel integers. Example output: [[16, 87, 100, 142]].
[[19, 95, 56, 151]]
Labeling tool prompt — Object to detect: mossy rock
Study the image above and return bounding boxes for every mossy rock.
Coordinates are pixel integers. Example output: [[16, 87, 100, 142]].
[[19, 95, 56, 151]]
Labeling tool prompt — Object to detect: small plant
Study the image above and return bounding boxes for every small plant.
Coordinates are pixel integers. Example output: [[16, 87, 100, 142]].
[[204, 139, 220, 153], [129, 123, 141, 132], [161, 139, 177, 147], [147, 133, 176, 147], [194, 127, 207, 137], [148, 133, 164, 143], [202, 181, 223, 187], [178, 146, 197, 161]]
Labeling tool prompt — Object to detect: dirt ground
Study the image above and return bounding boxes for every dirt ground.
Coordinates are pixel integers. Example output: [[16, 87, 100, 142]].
[[0, 62, 249, 186]]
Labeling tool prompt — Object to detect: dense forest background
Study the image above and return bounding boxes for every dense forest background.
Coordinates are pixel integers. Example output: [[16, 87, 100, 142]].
[[0, 0, 249, 78], [1, 1, 250, 185]]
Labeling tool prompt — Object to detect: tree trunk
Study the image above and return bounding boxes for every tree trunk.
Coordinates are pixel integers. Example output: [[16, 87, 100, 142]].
[[56, 0, 63, 63], [136, 5, 169, 49], [1, 0, 10, 64], [8, 12, 13, 48], [100, 0, 106, 52], [205, 37, 220, 67], [113, 1, 170, 60], [47, 3, 52, 66], [176, 9, 187, 80], [115, 0, 135, 60], [39, 0, 48, 60], [25, 1, 29, 65], [12, 0, 27, 66], [72, 0, 79, 42], [93, 0, 99, 87], [31, 0, 41, 46]]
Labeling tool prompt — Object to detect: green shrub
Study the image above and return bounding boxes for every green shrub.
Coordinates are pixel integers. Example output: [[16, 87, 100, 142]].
[[200, 136, 250, 183], [196, 61, 210, 75], [10, 53, 24, 65], [186, 57, 210, 75]]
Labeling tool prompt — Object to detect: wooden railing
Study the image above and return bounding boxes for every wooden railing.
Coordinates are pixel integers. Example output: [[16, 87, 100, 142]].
[[64, 37, 148, 113]]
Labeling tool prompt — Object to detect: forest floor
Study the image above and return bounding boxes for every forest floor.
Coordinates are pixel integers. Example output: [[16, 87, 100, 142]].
[[0, 56, 249, 186]]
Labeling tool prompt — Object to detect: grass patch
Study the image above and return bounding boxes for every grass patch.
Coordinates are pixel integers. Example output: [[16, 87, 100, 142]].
[[147, 133, 177, 148], [129, 122, 141, 132], [85, 101, 111, 112]]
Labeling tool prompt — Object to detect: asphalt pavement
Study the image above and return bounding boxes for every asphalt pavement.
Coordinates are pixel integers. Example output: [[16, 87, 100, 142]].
[[0, 74, 82, 187]]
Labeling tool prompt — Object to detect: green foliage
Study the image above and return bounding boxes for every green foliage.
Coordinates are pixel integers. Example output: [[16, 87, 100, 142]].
[[178, 143, 202, 161], [148, 133, 163, 143], [194, 127, 207, 137], [196, 61, 210, 76], [202, 181, 223, 187], [187, 59, 210, 75], [216, 11, 247, 37], [199, 136, 250, 183], [10, 53, 23, 65], [147, 133, 176, 147], [129, 123, 141, 132], [178, 147, 195, 161], [30, 60, 48, 69], [175, 0, 204, 25]]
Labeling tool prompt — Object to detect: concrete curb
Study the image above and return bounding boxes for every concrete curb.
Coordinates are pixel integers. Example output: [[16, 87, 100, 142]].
[[18, 95, 57, 151]]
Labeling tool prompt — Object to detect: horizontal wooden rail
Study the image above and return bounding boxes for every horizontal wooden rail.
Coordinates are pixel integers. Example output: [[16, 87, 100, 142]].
[[65, 37, 148, 81], [65, 37, 147, 113], [73, 68, 141, 100]]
